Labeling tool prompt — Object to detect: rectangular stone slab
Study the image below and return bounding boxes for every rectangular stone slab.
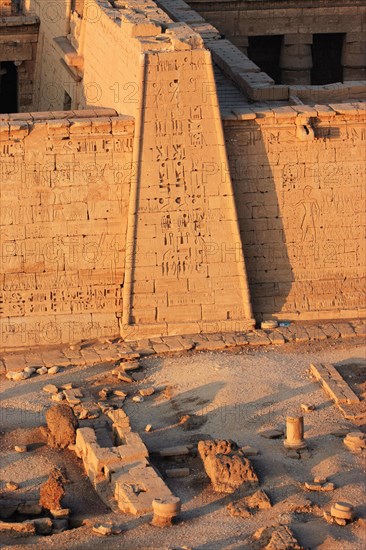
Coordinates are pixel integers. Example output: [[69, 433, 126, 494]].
[[310, 362, 360, 404]]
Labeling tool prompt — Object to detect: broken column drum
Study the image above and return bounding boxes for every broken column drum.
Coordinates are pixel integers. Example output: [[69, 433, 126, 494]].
[[284, 416, 307, 449], [151, 496, 181, 527]]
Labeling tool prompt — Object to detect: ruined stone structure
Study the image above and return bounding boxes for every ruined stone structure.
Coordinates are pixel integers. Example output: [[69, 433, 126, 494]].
[[0, 0, 365, 349]]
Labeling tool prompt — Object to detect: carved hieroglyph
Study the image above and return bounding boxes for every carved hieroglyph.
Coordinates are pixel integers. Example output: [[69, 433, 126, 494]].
[[0, 113, 134, 349], [121, 46, 254, 339]]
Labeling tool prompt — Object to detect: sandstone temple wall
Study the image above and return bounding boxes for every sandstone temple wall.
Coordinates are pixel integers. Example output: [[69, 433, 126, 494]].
[[2, 0, 255, 348], [1, 0, 365, 349], [72, 0, 255, 338], [23, 0, 77, 111], [224, 104, 366, 321], [0, 110, 134, 349]]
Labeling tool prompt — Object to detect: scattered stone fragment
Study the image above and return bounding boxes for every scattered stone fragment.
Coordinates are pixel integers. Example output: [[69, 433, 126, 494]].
[[39, 468, 66, 512], [24, 367, 36, 375], [227, 499, 251, 518], [6, 481, 19, 491], [52, 519, 69, 533], [14, 445, 27, 453], [93, 523, 113, 536], [259, 429, 284, 439], [79, 401, 100, 420], [286, 449, 300, 459], [331, 428, 350, 437], [145, 424, 153, 432], [344, 431, 366, 452], [261, 320, 278, 329], [228, 489, 271, 518], [119, 360, 140, 371], [322, 482, 335, 491], [241, 446, 260, 457], [43, 384, 59, 394], [51, 508, 70, 518], [132, 372, 145, 381], [160, 445, 191, 457], [114, 389, 128, 398], [305, 481, 324, 491], [139, 387, 155, 397], [64, 388, 83, 405], [0, 520, 36, 536], [118, 371, 134, 383], [99, 387, 111, 400], [45, 404, 78, 448], [323, 510, 334, 524], [151, 496, 181, 527], [301, 403, 316, 413], [132, 395, 144, 403], [165, 468, 190, 478], [52, 393, 65, 402], [48, 366, 60, 375], [179, 413, 207, 431], [198, 439, 258, 493], [252, 524, 301, 549], [18, 502, 43, 515], [32, 517, 53, 535], [305, 477, 335, 491], [314, 476, 327, 484], [0, 501, 18, 519], [246, 489, 271, 511], [330, 501, 354, 521], [37, 367, 48, 375], [98, 402, 113, 414], [12, 371, 31, 381], [5, 372, 16, 380], [92, 522, 121, 536], [61, 383, 73, 390]]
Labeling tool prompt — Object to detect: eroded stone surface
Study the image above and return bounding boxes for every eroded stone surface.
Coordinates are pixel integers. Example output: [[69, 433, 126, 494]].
[[199, 439, 258, 493], [252, 525, 301, 549], [227, 489, 271, 518], [39, 469, 66, 512], [45, 405, 79, 449]]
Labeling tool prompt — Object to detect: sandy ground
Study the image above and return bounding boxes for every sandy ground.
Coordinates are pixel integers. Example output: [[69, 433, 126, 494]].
[[0, 338, 365, 549]]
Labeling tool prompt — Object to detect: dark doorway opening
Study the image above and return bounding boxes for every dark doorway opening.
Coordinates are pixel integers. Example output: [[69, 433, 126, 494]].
[[0, 61, 18, 113], [248, 35, 282, 84], [63, 91, 72, 110], [311, 33, 344, 85]]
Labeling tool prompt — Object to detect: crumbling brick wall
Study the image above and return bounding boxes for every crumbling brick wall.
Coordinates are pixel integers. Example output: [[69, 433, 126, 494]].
[[0, 111, 134, 349]]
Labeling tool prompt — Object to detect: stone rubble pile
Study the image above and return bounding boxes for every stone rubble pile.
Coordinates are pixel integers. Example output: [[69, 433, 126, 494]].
[[198, 439, 259, 493]]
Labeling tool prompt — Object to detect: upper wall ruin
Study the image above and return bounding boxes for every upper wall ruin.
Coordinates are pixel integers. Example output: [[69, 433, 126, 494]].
[[188, 0, 366, 83]]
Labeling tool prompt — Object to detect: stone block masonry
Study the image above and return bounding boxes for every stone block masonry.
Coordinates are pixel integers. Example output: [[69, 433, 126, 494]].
[[75, 0, 255, 339], [224, 103, 366, 321], [75, 424, 175, 515], [0, 109, 135, 349], [0, 0, 364, 349]]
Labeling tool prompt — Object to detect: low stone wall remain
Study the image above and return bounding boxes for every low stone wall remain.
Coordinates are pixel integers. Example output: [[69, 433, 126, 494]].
[[75, 426, 174, 515]]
